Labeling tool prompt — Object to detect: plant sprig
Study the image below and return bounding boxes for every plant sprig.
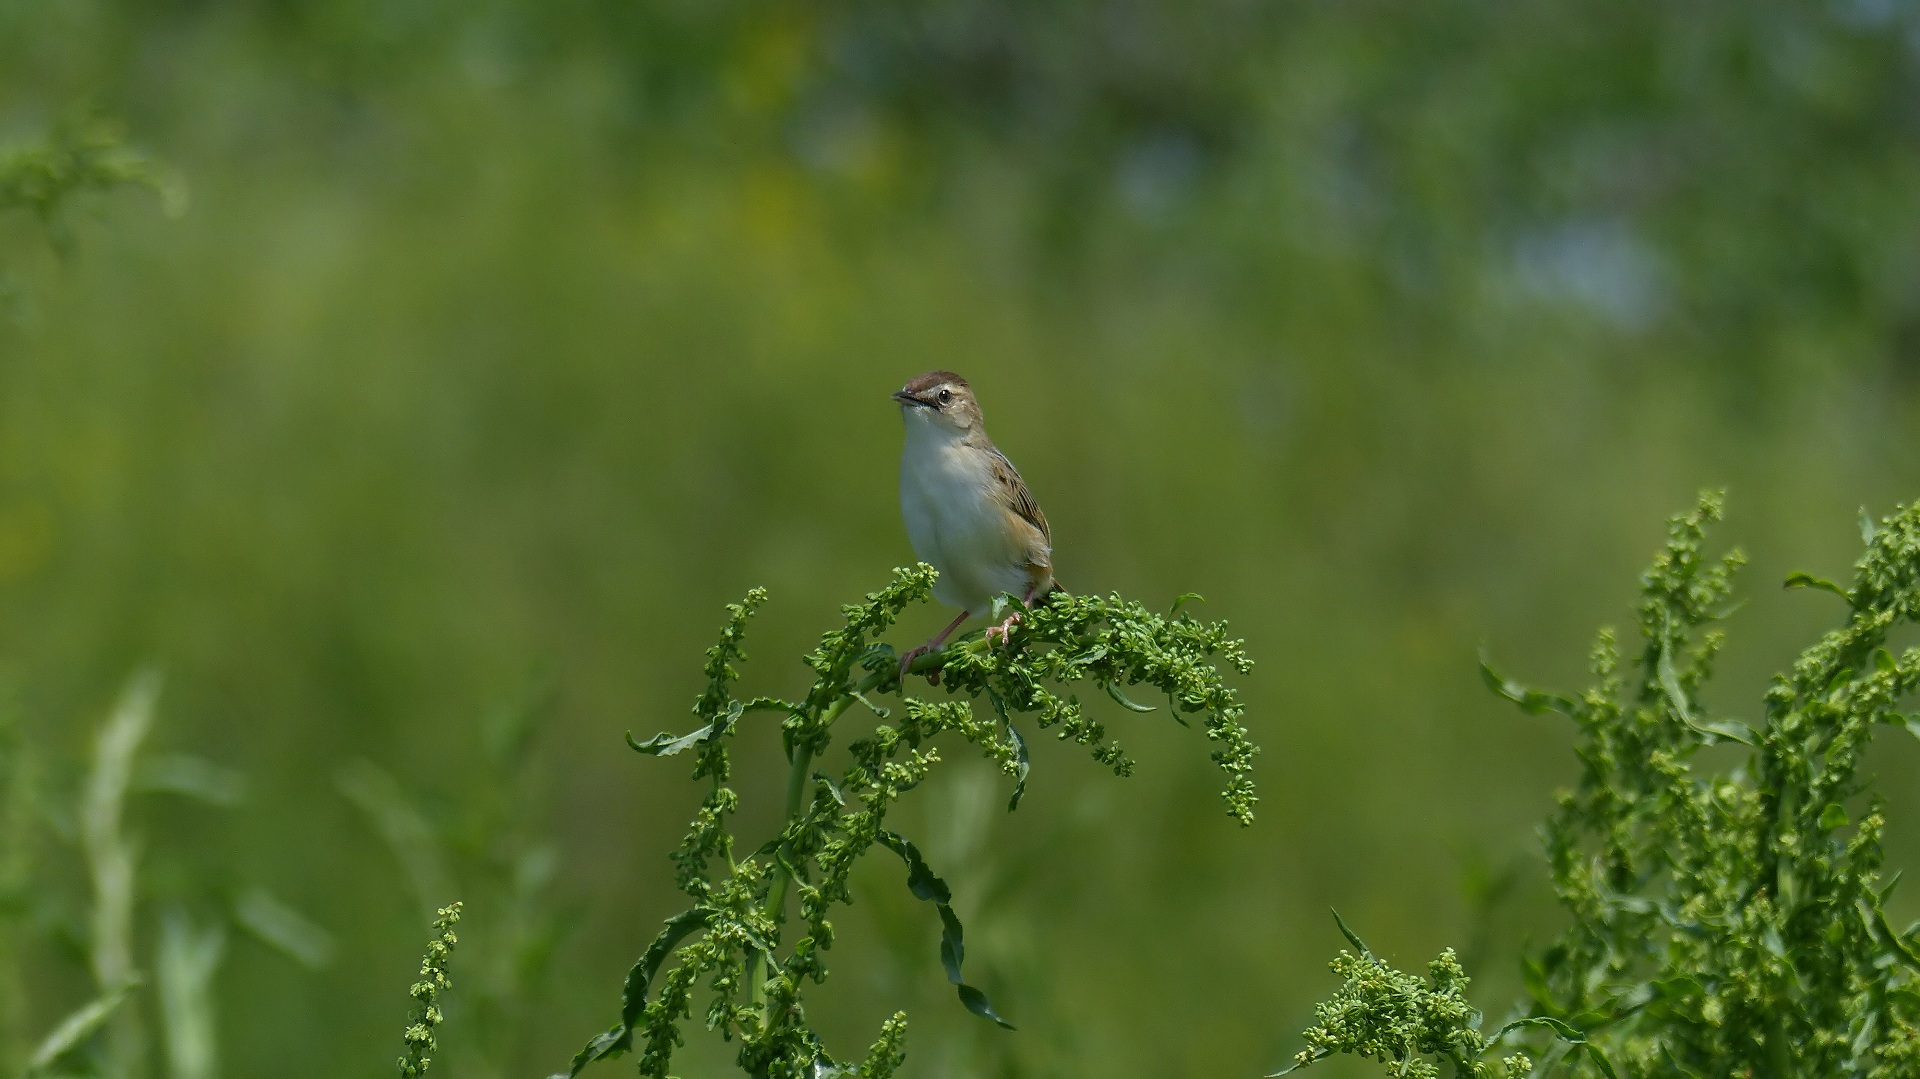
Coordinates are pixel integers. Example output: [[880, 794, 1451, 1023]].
[[1, 114, 182, 244], [398, 902, 463, 1079], [1275, 912, 1584, 1079], [556, 565, 1258, 1079], [1286, 491, 1920, 1077]]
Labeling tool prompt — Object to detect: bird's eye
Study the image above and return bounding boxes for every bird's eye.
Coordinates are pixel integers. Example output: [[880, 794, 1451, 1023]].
[[937, 389, 952, 404]]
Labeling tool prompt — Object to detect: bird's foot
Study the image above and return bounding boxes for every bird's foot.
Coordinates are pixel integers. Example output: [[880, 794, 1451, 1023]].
[[899, 610, 971, 685], [984, 610, 1023, 646], [898, 642, 942, 686]]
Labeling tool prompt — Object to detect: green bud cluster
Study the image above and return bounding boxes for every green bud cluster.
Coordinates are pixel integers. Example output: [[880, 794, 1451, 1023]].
[[558, 565, 1259, 1079], [1287, 492, 1920, 1077], [1281, 918, 1607, 1079], [397, 902, 462, 1079], [933, 589, 1258, 824], [1292, 936, 1487, 1078]]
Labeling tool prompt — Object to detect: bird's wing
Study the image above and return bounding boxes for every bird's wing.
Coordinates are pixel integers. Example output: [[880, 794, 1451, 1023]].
[[988, 446, 1052, 568]]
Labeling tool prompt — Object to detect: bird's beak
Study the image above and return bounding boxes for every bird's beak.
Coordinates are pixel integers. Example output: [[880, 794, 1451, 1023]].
[[893, 389, 932, 408]]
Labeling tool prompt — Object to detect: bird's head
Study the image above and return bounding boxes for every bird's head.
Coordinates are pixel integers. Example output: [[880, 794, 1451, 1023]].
[[893, 371, 982, 433]]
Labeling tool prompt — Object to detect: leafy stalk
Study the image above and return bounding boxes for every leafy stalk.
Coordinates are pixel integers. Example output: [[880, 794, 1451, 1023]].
[[398, 903, 463, 1079], [82, 670, 161, 1079], [1285, 492, 1920, 1077], [557, 565, 1258, 1079]]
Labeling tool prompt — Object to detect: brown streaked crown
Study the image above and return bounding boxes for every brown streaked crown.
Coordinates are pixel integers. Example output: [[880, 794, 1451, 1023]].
[[902, 370, 969, 395]]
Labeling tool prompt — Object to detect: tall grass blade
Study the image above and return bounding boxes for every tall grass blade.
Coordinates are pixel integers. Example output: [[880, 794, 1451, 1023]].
[[157, 912, 224, 1079]]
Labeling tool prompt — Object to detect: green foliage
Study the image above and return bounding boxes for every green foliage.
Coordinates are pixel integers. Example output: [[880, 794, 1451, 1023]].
[[0, 671, 302, 1079], [559, 565, 1257, 1079], [156, 912, 225, 1079], [1283, 912, 1490, 1079], [1280, 916, 1603, 1079], [0, 108, 178, 320], [1288, 493, 1920, 1076], [398, 902, 463, 1079], [23, 981, 139, 1079], [0, 114, 178, 248]]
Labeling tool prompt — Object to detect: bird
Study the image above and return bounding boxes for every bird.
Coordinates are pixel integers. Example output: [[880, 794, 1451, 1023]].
[[892, 370, 1055, 679]]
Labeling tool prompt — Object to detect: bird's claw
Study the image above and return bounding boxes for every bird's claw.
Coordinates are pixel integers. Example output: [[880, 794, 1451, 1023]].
[[897, 644, 941, 686], [984, 610, 1023, 645]]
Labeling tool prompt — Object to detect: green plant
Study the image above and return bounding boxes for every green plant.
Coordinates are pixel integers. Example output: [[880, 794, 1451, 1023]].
[[0, 670, 328, 1079], [0, 114, 180, 238], [342, 683, 567, 1076], [81, 670, 162, 1079], [554, 564, 1258, 1079], [1282, 912, 1546, 1079], [399, 903, 464, 1079], [1283, 492, 1920, 1077], [0, 110, 180, 318]]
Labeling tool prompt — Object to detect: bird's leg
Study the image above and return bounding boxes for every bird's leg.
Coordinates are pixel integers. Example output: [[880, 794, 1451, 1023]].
[[899, 610, 970, 684], [985, 584, 1039, 646]]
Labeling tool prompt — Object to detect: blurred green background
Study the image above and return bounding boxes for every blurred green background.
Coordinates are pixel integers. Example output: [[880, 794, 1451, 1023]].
[[4, 2, 1920, 1077]]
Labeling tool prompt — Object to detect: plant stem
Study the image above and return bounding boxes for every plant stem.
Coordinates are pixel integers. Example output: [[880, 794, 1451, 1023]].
[[745, 649, 958, 1016]]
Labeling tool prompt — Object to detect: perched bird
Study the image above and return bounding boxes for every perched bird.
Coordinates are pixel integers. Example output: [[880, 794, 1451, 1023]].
[[893, 370, 1055, 677]]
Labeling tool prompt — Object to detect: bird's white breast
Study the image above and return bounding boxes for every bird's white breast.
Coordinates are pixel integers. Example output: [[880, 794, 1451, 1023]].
[[899, 417, 1030, 612]]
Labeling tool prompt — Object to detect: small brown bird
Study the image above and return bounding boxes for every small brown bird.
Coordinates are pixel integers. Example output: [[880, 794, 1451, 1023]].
[[893, 371, 1055, 676]]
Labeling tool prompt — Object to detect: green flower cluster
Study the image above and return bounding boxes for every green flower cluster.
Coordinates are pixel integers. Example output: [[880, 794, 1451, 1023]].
[[557, 564, 1258, 1079], [931, 589, 1258, 824], [1288, 917, 1488, 1079], [398, 902, 462, 1079], [1282, 917, 1603, 1079], [1288, 492, 1920, 1077]]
